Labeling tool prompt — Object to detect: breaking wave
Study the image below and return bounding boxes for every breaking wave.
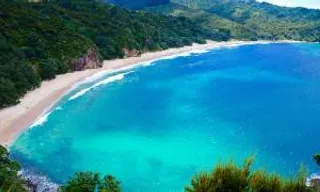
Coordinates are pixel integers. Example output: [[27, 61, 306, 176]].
[[68, 72, 130, 101], [30, 113, 51, 128]]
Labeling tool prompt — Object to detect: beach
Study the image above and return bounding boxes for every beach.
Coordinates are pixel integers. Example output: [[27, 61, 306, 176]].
[[0, 40, 295, 146]]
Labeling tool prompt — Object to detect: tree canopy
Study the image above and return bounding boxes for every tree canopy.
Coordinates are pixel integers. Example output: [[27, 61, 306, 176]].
[[59, 172, 121, 192], [0, 145, 27, 192], [0, 0, 226, 108], [145, 0, 320, 42]]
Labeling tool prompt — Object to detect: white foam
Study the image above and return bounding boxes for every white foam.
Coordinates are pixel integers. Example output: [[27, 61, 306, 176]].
[[82, 69, 112, 83], [56, 106, 63, 111], [30, 113, 51, 128], [306, 173, 320, 187], [68, 72, 130, 101], [140, 50, 211, 67], [68, 69, 113, 94], [20, 169, 59, 192]]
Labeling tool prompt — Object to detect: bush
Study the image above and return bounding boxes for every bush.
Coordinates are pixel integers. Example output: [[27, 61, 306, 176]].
[[39, 58, 60, 80], [185, 157, 310, 192], [0, 78, 19, 108], [249, 171, 282, 192], [59, 172, 121, 192], [0, 145, 27, 192], [313, 154, 320, 168]]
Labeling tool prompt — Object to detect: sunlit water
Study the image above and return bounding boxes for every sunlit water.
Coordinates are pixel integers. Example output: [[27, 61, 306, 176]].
[[11, 43, 320, 191]]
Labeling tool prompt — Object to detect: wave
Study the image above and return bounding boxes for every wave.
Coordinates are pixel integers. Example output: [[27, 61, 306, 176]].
[[141, 50, 212, 67], [68, 72, 130, 101], [140, 41, 279, 66], [30, 113, 51, 128], [56, 106, 63, 111], [68, 69, 113, 93], [82, 69, 113, 84]]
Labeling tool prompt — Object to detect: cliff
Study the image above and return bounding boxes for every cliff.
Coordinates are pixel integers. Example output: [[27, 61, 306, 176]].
[[73, 50, 102, 71]]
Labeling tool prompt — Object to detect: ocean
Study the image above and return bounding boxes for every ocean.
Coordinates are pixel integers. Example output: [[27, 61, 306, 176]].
[[10, 43, 320, 191]]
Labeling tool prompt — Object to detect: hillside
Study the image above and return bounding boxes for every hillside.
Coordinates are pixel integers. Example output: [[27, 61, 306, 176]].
[[1, 0, 319, 109], [144, 0, 320, 41], [144, 3, 257, 40], [0, 0, 228, 108], [102, 0, 170, 9]]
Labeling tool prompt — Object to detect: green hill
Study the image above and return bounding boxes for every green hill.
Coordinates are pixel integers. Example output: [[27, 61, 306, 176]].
[[144, 0, 320, 41], [1, 0, 319, 108], [0, 0, 227, 108], [144, 3, 257, 40], [102, 0, 170, 9]]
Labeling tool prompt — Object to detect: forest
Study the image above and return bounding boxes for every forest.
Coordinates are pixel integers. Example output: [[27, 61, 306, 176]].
[[145, 0, 320, 41], [1, 0, 319, 108], [0, 0, 225, 108]]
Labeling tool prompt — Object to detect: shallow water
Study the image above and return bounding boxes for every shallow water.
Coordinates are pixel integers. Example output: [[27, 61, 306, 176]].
[[11, 43, 320, 191]]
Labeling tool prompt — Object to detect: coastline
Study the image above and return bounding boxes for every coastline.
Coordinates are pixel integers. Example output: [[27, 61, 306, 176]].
[[0, 40, 299, 146]]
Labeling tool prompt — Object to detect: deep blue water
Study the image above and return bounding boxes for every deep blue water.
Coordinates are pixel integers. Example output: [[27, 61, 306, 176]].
[[11, 43, 320, 191]]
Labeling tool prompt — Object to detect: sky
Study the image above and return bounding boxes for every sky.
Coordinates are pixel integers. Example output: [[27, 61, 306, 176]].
[[257, 0, 320, 9]]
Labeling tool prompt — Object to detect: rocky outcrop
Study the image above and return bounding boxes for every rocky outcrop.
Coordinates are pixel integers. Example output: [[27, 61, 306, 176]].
[[306, 173, 320, 191], [73, 50, 101, 71], [20, 170, 59, 192], [123, 48, 141, 57]]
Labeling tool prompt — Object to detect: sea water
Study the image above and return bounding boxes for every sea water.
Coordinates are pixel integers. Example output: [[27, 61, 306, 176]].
[[10, 43, 320, 191]]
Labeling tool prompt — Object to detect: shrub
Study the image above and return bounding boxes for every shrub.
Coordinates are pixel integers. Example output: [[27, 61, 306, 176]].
[[0, 145, 27, 192], [39, 58, 60, 80], [59, 172, 121, 192], [0, 78, 19, 108], [249, 171, 282, 192], [313, 154, 320, 168], [185, 157, 310, 192]]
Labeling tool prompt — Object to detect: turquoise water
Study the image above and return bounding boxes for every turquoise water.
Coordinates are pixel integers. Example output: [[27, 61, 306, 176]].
[[11, 43, 320, 191]]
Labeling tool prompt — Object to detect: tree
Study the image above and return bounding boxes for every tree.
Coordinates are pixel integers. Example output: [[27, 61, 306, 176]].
[[0, 78, 19, 108], [0, 145, 27, 192], [313, 154, 320, 168], [99, 175, 121, 192], [38, 58, 59, 80], [59, 172, 121, 192]]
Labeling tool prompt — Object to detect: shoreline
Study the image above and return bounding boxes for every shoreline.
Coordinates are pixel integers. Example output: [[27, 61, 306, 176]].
[[0, 40, 301, 146]]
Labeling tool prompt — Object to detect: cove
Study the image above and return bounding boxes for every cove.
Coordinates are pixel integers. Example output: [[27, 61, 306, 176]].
[[11, 43, 320, 191]]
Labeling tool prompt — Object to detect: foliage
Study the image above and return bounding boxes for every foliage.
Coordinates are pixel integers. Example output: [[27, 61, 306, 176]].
[[39, 58, 60, 80], [103, 0, 170, 9], [0, 0, 223, 108], [0, 78, 19, 108], [0, 145, 27, 192], [1, 143, 319, 192], [59, 172, 121, 192], [144, 0, 320, 42], [185, 157, 311, 192], [313, 154, 320, 168], [2, 0, 319, 108], [0, 35, 40, 108]]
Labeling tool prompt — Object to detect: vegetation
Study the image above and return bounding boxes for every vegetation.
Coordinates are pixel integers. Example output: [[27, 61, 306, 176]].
[[314, 154, 320, 167], [1, 0, 319, 109], [0, 145, 27, 192], [144, 0, 320, 41], [0, 0, 219, 108], [1, 143, 320, 191], [59, 172, 121, 192], [103, 0, 170, 9], [185, 157, 310, 192]]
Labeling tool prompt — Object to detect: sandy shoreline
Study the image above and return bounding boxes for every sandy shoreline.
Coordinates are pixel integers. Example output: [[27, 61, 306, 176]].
[[0, 40, 299, 146]]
